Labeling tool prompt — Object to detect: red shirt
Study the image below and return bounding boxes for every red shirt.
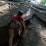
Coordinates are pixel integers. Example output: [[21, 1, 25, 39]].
[[12, 15, 24, 21]]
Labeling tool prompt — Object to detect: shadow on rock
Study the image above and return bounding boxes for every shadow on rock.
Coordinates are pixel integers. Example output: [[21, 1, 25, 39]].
[[30, 28, 41, 46]]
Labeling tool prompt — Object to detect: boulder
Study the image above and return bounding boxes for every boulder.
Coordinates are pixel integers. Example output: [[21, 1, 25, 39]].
[[0, 1, 31, 45]]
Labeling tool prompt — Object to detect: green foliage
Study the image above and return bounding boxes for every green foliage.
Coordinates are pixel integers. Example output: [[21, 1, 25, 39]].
[[40, 0, 46, 4]]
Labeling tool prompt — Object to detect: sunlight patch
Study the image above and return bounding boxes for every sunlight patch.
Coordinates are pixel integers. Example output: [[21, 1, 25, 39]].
[[25, 9, 31, 16], [36, 0, 41, 3], [40, 30, 46, 38], [23, 9, 31, 18]]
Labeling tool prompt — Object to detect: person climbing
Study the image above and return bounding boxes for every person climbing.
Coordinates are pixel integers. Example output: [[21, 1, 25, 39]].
[[8, 11, 26, 46]]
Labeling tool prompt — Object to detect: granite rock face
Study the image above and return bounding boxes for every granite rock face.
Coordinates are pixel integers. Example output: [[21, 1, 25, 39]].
[[0, 1, 32, 45], [0, 1, 32, 27]]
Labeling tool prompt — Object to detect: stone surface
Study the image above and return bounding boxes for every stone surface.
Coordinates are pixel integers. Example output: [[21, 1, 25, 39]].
[[0, 1, 32, 45], [0, 1, 46, 45], [30, 3, 46, 22], [18, 17, 46, 46], [0, 1, 32, 27]]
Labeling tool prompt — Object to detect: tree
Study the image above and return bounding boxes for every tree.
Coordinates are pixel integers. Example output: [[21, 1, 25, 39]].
[[40, 0, 46, 4]]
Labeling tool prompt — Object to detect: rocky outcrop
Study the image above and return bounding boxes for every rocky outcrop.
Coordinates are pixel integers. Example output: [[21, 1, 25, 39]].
[[0, 1, 32, 45], [31, 3, 46, 25]]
